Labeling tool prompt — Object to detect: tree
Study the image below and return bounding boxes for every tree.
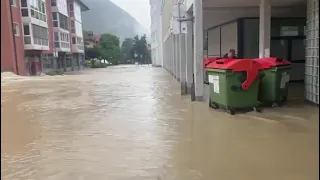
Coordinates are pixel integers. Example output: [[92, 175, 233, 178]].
[[98, 33, 121, 65], [132, 34, 150, 64], [120, 38, 134, 64], [85, 46, 101, 59]]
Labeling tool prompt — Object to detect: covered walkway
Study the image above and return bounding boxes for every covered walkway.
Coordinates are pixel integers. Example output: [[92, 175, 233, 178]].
[[161, 0, 319, 105]]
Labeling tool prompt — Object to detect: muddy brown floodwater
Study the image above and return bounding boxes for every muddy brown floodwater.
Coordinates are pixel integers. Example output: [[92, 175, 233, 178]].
[[1, 65, 319, 180]]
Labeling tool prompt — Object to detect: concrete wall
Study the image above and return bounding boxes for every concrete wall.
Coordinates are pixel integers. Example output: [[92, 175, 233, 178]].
[[1, 0, 26, 75], [75, 20, 83, 37], [161, 0, 173, 40], [56, 0, 69, 17], [74, 1, 82, 23], [1, 0, 16, 73], [44, 0, 54, 54], [150, 0, 163, 66]]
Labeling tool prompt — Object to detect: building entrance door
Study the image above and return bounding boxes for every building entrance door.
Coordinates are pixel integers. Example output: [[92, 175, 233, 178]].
[[271, 36, 305, 81]]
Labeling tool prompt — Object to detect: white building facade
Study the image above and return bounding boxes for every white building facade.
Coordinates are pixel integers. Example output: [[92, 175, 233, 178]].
[[156, 0, 318, 104], [149, 0, 163, 67]]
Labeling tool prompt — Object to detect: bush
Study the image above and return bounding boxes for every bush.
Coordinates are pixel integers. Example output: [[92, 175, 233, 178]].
[[90, 63, 108, 68], [84, 60, 92, 67], [45, 69, 64, 76]]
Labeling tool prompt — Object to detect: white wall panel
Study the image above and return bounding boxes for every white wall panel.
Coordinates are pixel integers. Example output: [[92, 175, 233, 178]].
[[56, 0, 68, 17], [75, 21, 83, 37], [74, 1, 82, 23]]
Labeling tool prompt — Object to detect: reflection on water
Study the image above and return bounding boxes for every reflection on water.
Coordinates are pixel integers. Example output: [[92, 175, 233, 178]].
[[1, 65, 319, 180]]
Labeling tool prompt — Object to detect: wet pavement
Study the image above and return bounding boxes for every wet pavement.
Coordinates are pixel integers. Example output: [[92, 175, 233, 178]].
[[1, 65, 319, 180]]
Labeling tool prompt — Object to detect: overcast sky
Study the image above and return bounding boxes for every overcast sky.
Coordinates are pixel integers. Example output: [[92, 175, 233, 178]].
[[110, 0, 151, 32]]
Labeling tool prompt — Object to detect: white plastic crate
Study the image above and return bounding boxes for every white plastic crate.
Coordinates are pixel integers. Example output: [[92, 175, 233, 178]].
[[305, 0, 319, 104]]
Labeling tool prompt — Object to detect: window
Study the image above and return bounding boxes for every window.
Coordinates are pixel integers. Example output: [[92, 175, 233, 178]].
[[54, 32, 59, 41], [10, 0, 16, 7], [71, 20, 75, 28], [52, 12, 57, 20], [53, 21, 58, 27], [24, 36, 31, 44], [52, 12, 58, 27], [13, 23, 19, 36], [23, 25, 30, 35], [51, 0, 56, 6], [72, 37, 76, 44], [41, 1, 45, 13], [20, 0, 27, 7], [30, 0, 46, 22], [31, 24, 48, 46], [21, 9, 29, 17], [69, 4, 74, 11], [59, 13, 68, 30]]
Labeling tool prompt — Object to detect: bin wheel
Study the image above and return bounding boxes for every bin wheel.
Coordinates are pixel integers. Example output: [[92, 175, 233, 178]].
[[226, 108, 235, 115], [253, 106, 262, 113], [209, 99, 219, 109], [211, 103, 219, 109], [278, 96, 287, 107]]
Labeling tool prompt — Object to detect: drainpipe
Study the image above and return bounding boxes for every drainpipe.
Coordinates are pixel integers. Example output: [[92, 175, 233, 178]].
[[9, 2, 19, 75]]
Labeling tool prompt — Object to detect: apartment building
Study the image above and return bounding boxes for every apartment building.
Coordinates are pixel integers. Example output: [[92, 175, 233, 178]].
[[83, 31, 100, 48], [68, 0, 88, 71], [1, 0, 89, 75]]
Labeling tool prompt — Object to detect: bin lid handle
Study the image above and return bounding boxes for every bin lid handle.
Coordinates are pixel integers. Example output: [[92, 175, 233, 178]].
[[240, 68, 259, 90], [216, 61, 224, 64]]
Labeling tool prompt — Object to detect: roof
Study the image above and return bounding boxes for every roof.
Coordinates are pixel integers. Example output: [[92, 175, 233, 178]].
[[95, 35, 101, 42], [75, 0, 89, 11]]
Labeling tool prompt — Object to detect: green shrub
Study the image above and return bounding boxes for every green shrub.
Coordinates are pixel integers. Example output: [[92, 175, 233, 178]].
[[45, 69, 64, 76], [84, 60, 92, 67], [90, 63, 108, 68]]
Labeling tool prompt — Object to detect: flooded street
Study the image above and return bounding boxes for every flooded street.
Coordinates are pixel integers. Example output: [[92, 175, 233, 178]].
[[1, 65, 319, 180]]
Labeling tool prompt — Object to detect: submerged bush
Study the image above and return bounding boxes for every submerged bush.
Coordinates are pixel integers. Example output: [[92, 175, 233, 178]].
[[90, 63, 108, 68], [45, 69, 64, 76]]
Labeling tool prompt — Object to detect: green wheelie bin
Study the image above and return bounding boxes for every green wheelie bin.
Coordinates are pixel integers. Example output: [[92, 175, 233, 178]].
[[253, 57, 291, 107], [206, 59, 262, 115]]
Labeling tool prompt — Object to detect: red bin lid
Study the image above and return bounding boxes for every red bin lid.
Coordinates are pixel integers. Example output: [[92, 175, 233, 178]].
[[204, 57, 222, 67], [206, 59, 261, 90], [206, 59, 261, 71], [253, 57, 291, 69]]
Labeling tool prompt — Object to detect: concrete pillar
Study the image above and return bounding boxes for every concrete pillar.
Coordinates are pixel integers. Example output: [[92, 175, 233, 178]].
[[175, 35, 181, 81], [179, 34, 187, 95], [63, 53, 67, 72], [163, 39, 166, 70], [171, 35, 175, 76], [193, 0, 204, 101], [173, 35, 177, 78], [259, 0, 271, 58], [185, 13, 193, 94]]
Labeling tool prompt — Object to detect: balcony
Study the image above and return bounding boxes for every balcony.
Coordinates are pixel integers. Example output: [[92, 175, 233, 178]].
[[21, 2, 48, 28], [54, 41, 71, 52], [23, 24, 49, 51], [71, 36, 84, 53], [54, 31, 71, 52], [72, 44, 84, 53], [24, 36, 50, 51]]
